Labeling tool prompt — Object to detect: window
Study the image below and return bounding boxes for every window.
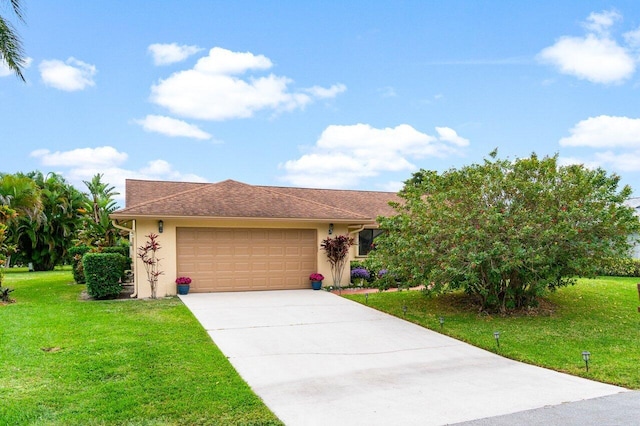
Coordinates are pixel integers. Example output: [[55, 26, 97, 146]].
[[358, 229, 384, 256]]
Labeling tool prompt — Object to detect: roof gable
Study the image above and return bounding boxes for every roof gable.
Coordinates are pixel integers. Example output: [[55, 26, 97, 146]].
[[113, 179, 397, 222]]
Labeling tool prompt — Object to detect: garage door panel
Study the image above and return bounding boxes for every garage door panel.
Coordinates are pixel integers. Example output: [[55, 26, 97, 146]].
[[177, 228, 317, 292]]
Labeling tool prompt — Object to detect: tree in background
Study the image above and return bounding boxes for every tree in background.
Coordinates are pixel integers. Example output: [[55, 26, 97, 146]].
[[0, 0, 27, 81], [0, 204, 16, 299], [0, 173, 42, 266], [14, 172, 85, 270], [78, 173, 120, 247], [370, 151, 640, 312]]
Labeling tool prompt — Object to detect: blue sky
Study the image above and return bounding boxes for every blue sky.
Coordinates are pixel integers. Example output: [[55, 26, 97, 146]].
[[3, 1, 640, 204]]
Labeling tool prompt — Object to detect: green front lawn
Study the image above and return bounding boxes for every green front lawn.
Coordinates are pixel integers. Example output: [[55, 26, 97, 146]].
[[0, 270, 282, 425], [346, 276, 640, 389]]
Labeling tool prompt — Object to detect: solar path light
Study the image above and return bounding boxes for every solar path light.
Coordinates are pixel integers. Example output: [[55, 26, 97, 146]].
[[582, 351, 591, 372]]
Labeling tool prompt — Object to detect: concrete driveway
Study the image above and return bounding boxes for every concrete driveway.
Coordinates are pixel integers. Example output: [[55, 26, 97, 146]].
[[179, 290, 627, 426]]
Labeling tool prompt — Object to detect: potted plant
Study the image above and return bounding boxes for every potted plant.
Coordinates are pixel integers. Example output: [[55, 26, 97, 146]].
[[309, 273, 324, 290], [176, 276, 192, 295]]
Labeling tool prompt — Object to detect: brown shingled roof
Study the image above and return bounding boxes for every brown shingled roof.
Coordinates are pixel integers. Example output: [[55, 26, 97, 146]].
[[112, 179, 399, 222], [125, 179, 207, 207]]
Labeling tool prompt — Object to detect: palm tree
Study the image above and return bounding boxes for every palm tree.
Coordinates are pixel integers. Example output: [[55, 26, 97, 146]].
[[16, 172, 85, 270], [81, 174, 120, 247], [0, 0, 27, 81], [0, 173, 42, 266], [0, 172, 43, 222]]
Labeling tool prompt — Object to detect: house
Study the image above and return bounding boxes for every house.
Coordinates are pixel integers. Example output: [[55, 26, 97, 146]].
[[110, 179, 399, 298], [626, 197, 640, 259]]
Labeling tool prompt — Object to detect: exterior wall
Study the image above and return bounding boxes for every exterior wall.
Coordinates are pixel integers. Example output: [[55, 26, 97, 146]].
[[630, 234, 640, 259], [132, 218, 356, 298]]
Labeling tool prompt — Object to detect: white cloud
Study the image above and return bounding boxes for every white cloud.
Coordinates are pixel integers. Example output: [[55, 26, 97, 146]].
[[0, 57, 32, 77], [304, 84, 347, 98], [559, 115, 640, 148], [135, 115, 212, 140], [559, 151, 640, 174], [538, 35, 634, 84], [193, 47, 272, 75], [623, 27, 640, 50], [280, 123, 469, 188], [149, 47, 346, 121], [39, 57, 97, 91], [30, 146, 207, 205], [30, 146, 128, 167], [148, 43, 203, 66], [538, 10, 636, 84], [559, 115, 640, 177], [435, 127, 470, 147], [583, 10, 621, 35], [593, 150, 640, 172], [557, 156, 601, 170]]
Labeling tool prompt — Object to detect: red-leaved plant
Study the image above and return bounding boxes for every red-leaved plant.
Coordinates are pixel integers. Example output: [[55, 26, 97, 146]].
[[137, 233, 163, 299], [309, 273, 324, 281], [320, 234, 354, 290], [175, 276, 192, 285]]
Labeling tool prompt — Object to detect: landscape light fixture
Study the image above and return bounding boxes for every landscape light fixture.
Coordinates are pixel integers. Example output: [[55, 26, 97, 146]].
[[158, 220, 164, 234], [402, 304, 407, 316], [439, 317, 444, 329], [365, 293, 369, 304], [328, 223, 334, 235], [582, 351, 591, 372], [493, 331, 500, 348]]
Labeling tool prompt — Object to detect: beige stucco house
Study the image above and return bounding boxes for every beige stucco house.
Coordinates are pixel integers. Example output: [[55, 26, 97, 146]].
[[110, 179, 399, 298]]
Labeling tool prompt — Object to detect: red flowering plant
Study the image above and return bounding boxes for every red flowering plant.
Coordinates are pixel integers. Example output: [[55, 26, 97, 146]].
[[309, 273, 324, 281], [175, 277, 192, 285]]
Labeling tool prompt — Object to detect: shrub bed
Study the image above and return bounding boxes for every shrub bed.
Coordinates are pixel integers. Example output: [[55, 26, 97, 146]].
[[597, 257, 640, 277], [83, 253, 124, 299], [68, 245, 91, 284]]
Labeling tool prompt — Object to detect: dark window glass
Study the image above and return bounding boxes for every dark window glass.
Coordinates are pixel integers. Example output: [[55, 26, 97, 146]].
[[358, 229, 384, 256]]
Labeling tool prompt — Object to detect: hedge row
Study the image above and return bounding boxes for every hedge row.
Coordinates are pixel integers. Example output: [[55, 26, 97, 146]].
[[83, 253, 125, 299], [597, 257, 640, 278], [69, 245, 131, 284], [68, 246, 92, 284]]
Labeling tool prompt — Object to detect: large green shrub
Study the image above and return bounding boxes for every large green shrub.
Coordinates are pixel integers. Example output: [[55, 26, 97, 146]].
[[102, 245, 131, 279], [69, 245, 91, 284], [70, 245, 130, 284], [83, 253, 124, 299], [597, 257, 640, 277], [371, 151, 640, 312]]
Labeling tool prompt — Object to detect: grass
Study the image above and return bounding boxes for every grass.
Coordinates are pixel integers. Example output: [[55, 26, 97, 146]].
[[345, 276, 640, 389], [0, 269, 282, 426]]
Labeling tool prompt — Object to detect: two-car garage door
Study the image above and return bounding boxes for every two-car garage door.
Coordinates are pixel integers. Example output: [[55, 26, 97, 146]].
[[176, 228, 317, 292]]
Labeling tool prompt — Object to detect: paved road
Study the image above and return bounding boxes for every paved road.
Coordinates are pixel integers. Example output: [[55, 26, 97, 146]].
[[456, 391, 640, 425], [180, 290, 628, 426]]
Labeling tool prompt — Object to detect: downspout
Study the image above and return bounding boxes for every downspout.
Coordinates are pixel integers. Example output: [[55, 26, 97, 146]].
[[348, 224, 366, 235], [347, 224, 366, 261], [112, 219, 137, 298]]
